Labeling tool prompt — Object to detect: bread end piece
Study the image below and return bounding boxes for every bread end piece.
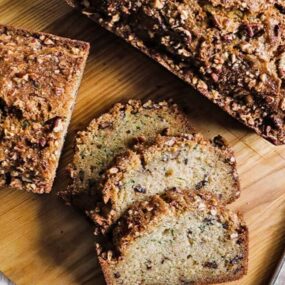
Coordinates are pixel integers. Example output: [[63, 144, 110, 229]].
[[0, 24, 89, 193], [66, 0, 285, 145]]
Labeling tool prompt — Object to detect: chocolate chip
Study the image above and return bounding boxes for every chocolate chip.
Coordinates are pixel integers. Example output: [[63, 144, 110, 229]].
[[161, 256, 170, 264], [237, 238, 244, 245], [133, 184, 146, 193], [229, 255, 243, 265], [222, 222, 229, 229], [114, 272, 121, 278], [274, 24, 280, 37], [195, 179, 207, 190], [203, 261, 218, 269], [195, 174, 209, 190], [203, 217, 214, 225], [145, 259, 152, 270]]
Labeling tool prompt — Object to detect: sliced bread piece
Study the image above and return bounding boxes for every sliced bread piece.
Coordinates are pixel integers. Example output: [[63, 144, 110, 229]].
[[59, 100, 194, 209], [97, 189, 248, 285], [90, 134, 239, 233], [0, 25, 89, 193]]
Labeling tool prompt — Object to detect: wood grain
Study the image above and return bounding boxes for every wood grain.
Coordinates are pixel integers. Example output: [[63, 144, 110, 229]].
[[0, 1, 284, 284]]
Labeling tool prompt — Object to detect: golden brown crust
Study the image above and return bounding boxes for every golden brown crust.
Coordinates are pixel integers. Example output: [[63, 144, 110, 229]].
[[97, 189, 248, 285], [66, 0, 285, 145], [0, 24, 89, 193], [98, 257, 116, 285], [90, 133, 240, 233], [59, 99, 194, 208]]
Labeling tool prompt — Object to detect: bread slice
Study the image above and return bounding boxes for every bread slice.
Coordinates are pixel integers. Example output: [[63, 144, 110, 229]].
[[90, 133, 239, 233], [66, 0, 285, 145], [59, 100, 194, 209], [0, 25, 89, 193], [97, 189, 248, 285]]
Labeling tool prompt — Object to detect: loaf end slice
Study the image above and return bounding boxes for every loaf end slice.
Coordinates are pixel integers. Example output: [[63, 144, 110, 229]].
[[66, 0, 285, 145], [91, 133, 240, 233], [97, 189, 248, 285], [0, 25, 89, 193], [59, 100, 194, 210]]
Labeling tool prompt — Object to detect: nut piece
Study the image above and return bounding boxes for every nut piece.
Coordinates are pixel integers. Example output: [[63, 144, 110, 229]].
[[109, 167, 119, 174], [230, 232, 238, 239], [53, 118, 63, 133], [278, 52, 285, 79], [153, 0, 164, 9], [44, 38, 55, 45], [111, 14, 120, 23]]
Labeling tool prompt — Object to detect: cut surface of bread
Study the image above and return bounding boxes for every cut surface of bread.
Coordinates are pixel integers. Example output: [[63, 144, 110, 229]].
[[59, 100, 194, 210], [0, 25, 89, 193], [91, 134, 239, 233], [67, 0, 285, 145], [97, 189, 248, 285]]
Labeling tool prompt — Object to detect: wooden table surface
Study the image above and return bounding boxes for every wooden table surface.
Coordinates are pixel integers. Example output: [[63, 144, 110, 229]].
[[0, 1, 284, 284]]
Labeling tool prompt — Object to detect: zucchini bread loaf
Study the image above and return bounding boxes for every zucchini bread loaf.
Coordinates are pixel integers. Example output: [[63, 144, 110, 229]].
[[0, 25, 89, 193], [97, 189, 248, 285], [91, 134, 240, 233], [67, 0, 285, 145], [59, 100, 194, 210]]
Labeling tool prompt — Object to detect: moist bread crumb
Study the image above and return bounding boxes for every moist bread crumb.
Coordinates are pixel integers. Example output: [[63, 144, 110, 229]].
[[59, 99, 194, 210], [91, 133, 240, 233], [97, 189, 248, 285], [0, 25, 89, 193], [67, 0, 285, 145]]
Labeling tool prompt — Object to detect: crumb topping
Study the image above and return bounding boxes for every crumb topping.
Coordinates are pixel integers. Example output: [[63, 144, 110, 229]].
[[76, 0, 285, 144], [0, 25, 89, 193]]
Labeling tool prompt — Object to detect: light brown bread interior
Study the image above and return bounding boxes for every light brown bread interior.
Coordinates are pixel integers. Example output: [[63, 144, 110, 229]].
[[59, 100, 194, 210], [91, 134, 240, 233], [98, 189, 248, 285]]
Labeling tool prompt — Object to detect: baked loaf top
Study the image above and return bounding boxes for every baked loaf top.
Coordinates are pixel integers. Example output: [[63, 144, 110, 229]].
[[68, 0, 285, 144], [97, 189, 248, 285], [0, 25, 89, 193], [91, 133, 240, 233], [59, 100, 194, 210]]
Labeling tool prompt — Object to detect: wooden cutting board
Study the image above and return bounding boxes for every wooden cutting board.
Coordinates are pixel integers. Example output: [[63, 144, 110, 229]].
[[0, 1, 284, 284]]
